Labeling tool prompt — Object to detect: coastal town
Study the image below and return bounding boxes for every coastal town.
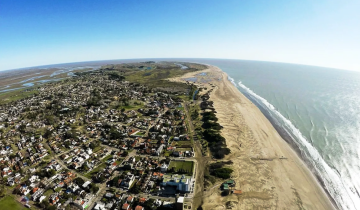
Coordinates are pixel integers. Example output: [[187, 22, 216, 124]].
[[0, 62, 236, 210]]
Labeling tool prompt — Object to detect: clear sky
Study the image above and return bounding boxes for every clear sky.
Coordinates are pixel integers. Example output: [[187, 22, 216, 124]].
[[1, 0, 360, 71]]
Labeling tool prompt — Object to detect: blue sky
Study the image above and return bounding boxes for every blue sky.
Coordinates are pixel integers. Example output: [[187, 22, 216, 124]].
[[1, 0, 360, 71]]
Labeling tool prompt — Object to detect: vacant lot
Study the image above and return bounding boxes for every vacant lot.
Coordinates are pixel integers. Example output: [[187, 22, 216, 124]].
[[169, 160, 194, 175], [175, 147, 192, 152], [173, 141, 192, 147], [85, 163, 106, 179], [0, 196, 27, 210]]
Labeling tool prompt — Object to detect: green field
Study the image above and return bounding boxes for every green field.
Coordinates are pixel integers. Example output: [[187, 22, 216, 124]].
[[173, 140, 192, 147], [169, 161, 194, 175], [0, 89, 39, 105], [123, 64, 203, 93], [175, 148, 192, 152], [0, 196, 27, 210]]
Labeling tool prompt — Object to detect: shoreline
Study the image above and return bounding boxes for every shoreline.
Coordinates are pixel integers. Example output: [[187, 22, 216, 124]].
[[240, 88, 339, 209], [170, 64, 336, 210]]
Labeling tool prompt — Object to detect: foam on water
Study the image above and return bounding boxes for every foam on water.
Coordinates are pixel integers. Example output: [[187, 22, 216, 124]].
[[228, 76, 237, 87], [235, 80, 357, 210]]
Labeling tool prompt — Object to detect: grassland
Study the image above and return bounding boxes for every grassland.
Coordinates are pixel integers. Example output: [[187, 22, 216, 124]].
[[0, 89, 39, 105], [173, 140, 192, 147], [103, 62, 206, 93], [169, 160, 194, 175], [0, 196, 27, 210]]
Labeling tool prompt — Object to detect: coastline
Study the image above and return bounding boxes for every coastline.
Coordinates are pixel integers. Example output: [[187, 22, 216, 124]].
[[170, 65, 336, 210], [240, 89, 340, 207]]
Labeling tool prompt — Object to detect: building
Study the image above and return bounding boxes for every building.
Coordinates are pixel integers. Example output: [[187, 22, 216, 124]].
[[176, 196, 184, 210], [122, 203, 130, 210], [82, 181, 92, 189], [223, 179, 236, 187], [94, 202, 106, 210], [161, 174, 193, 193], [155, 144, 165, 156], [73, 194, 94, 210], [232, 190, 242, 195], [121, 173, 135, 189], [160, 163, 168, 172], [135, 205, 144, 210]]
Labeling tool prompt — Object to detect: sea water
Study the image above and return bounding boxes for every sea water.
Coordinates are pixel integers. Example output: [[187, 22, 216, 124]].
[[189, 59, 360, 210]]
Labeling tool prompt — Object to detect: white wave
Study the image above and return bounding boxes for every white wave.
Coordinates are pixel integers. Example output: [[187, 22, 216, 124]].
[[237, 80, 357, 210], [227, 76, 238, 87]]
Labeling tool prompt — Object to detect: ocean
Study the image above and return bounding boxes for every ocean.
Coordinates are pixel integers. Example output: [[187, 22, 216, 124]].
[[189, 59, 360, 210], [3, 58, 359, 209]]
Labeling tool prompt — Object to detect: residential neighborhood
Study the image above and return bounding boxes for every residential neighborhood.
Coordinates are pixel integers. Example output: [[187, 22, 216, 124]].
[[0, 62, 211, 210]]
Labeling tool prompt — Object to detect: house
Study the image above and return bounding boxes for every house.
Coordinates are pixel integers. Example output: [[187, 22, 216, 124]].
[[232, 190, 242, 195], [135, 205, 144, 210], [223, 179, 236, 187], [160, 163, 168, 172], [122, 203, 130, 210], [105, 193, 114, 198], [2, 167, 12, 177], [155, 144, 165, 156], [94, 202, 106, 210], [39, 196, 46, 202], [73, 193, 94, 210], [121, 174, 135, 189], [106, 201, 114, 209], [86, 148, 93, 155], [152, 172, 164, 180], [82, 181, 91, 189], [29, 175, 39, 183], [127, 196, 134, 203]]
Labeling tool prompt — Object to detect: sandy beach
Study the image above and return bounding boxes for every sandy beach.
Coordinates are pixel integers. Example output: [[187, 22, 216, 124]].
[[170, 65, 335, 210]]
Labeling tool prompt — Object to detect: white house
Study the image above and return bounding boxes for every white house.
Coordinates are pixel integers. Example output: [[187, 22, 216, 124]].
[[160, 163, 168, 172]]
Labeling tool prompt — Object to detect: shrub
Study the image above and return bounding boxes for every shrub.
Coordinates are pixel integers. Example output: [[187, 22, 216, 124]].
[[211, 168, 233, 179]]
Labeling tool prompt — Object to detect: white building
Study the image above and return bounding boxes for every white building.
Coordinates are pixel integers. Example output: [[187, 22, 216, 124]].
[[161, 174, 193, 193], [160, 163, 168, 172], [121, 173, 135, 189]]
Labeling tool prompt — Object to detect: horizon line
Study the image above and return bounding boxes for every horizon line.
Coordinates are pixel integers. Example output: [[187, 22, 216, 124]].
[[1, 57, 358, 73]]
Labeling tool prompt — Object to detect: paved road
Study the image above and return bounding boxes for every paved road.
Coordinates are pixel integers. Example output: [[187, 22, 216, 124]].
[[183, 101, 210, 209], [87, 170, 121, 209]]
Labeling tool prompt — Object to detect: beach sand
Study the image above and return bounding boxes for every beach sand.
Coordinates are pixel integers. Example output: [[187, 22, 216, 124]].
[[170, 65, 335, 210]]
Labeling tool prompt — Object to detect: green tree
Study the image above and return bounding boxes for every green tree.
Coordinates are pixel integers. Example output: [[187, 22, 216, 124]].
[[0, 185, 5, 197], [130, 184, 141, 194], [74, 177, 85, 186]]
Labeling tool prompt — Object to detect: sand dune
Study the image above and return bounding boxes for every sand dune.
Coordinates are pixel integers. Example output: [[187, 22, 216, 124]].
[[171, 65, 335, 210]]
